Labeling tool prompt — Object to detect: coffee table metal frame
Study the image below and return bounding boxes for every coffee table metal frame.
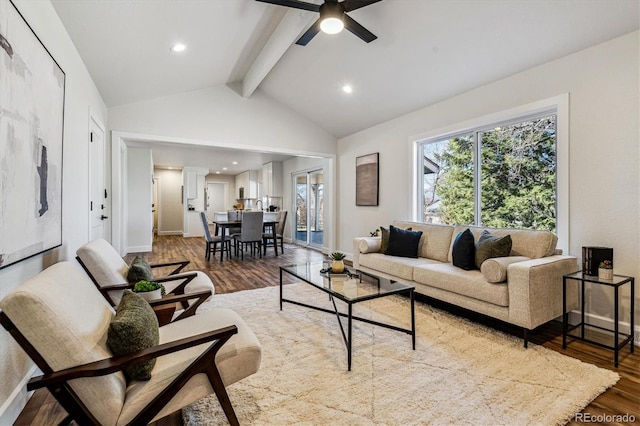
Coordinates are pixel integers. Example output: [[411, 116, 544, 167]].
[[279, 262, 415, 371]]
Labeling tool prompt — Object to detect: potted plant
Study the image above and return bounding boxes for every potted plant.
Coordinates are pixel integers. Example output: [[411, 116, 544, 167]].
[[133, 280, 166, 301], [329, 252, 346, 273], [598, 260, 613, 280]]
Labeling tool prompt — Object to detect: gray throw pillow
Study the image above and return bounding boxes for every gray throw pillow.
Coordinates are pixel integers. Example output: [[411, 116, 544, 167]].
[[107, 290, 159, 382], [127, 255, 153, 283], [475, 230, 512, 269]]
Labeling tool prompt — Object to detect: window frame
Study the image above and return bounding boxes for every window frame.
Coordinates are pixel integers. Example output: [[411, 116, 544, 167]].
[[411, 94, 569, 253]]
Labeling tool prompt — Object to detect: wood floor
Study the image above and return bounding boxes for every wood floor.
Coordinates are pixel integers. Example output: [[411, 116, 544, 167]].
[[14, 235, 639, 425]]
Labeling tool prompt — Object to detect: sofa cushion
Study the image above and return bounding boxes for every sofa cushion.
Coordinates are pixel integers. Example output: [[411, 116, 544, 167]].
[[358, 252, 437, 281], [452, 228, 476, 270], [394, 221, 453, 262], [475, 231, 512, 269], [127, 256, 153, 283], [413, 263, 509, 307], [107, 290, 159, 382], [480, 256, 530, 283], [385, 225, 423, 258]]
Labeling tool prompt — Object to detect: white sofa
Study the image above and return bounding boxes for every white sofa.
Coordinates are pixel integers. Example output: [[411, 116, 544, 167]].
[[353, 221, 578, 346]]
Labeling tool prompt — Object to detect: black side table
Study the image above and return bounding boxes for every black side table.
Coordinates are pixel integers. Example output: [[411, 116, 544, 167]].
[[562, 271, 635, 367]]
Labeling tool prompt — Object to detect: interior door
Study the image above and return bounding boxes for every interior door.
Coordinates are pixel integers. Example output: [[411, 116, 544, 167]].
[[206, 182, 227, 222], [293, 169, 323, 247], [89, 116, 106, 241]]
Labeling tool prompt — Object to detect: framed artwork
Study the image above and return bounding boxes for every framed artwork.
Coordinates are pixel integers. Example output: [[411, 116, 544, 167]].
[[0, 1, 65, 269], [356, 152, 379, 206]]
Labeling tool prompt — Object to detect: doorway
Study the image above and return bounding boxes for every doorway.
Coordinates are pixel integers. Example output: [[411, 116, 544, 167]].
[[293, 169, 323, 248], [206, 182, 228, 222]]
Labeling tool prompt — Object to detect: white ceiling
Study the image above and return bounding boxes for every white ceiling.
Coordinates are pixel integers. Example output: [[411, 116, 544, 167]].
[[51, 0, 640, 172]]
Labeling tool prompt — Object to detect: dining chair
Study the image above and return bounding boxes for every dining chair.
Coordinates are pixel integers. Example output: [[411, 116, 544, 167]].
[[263, 210, 287, 255], [200, 212, 232, 261], [233, 211, 264, 260], [0, 261, 261, 426]]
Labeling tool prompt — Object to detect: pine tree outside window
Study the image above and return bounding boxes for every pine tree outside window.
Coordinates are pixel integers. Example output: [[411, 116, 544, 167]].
[[419, 112, 557, 232]]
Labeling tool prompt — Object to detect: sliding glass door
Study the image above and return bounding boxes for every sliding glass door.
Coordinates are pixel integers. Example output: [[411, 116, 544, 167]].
[[294, 169, 323, 248]]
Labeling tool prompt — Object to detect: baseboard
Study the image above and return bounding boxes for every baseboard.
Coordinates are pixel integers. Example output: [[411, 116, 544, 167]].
[[568, 311, 639, 347], [127, 245, 152, 253], [0, 364, 38, 425], [158, 230, 183, 236]]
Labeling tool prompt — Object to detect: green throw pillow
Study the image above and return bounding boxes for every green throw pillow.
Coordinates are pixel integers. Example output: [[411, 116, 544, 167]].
[[107, 290, 159, 382], [474, 230, 512, 269], [379, 226, 390, 253], [127, 255, 153, 283]]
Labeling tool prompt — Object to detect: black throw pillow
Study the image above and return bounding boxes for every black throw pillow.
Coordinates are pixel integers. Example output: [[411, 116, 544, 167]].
[[385, 225, 423, 258], [452, 228, 476, 270]]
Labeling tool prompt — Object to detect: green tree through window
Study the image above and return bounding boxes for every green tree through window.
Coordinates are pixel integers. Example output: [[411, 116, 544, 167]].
[[421, 114, 556, 232]]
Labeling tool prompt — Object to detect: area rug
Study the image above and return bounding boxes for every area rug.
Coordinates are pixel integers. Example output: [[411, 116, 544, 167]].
[[183, 284, 619, 425]]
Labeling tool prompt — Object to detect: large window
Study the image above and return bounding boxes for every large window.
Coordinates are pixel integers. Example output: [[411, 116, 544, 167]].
[[419, 111, 557, 232]]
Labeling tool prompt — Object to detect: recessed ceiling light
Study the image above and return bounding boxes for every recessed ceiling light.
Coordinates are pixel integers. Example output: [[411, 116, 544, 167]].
[[170, 43, 187, 53], [342, 84, 353, 94], [215, 171, 220, 174], [223, 167, 228, 170], [232, 161, 238, 165]]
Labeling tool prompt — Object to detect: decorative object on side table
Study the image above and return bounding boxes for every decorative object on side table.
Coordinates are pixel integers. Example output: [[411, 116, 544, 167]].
[[133, 280, 166, 301], [370, 228, 381, 237], [329, 251, 346, 273], [582, 246, 613, 276], [598, 260, 613, 280]]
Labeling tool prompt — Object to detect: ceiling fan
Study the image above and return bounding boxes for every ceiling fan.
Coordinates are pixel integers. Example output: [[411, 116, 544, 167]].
[[256, 0, 382, 46]]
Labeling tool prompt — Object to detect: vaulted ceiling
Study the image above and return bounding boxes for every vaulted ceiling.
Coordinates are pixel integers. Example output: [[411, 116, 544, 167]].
[[51, 0, 639, 170]]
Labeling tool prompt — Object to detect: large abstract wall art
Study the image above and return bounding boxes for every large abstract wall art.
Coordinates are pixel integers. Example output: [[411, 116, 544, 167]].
[[0, 1, 65, 269]]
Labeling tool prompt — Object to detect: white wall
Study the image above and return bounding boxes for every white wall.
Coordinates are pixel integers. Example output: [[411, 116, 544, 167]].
[[109, 85, 337, 157], [338, 32, 639, 335], [0, 1, 108, 422]]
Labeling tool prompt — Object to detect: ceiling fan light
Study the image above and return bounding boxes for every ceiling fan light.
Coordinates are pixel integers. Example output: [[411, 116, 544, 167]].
[[320, 17, 344, 34]]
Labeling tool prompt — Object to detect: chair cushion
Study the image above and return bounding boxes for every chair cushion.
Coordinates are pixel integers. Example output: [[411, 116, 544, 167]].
[[76, 238, 130, 287], [108, 290, 159, 382], [127, 256, 153, 283], [475, 230, 512, 269]]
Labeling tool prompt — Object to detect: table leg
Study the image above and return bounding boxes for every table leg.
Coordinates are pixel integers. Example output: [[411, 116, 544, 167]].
[[273, 224, 278, 256], [410, 289, 416, 350], [348, 303, 353, 371], [562, 276, 567, 349], [220, 227, 226, 262], [614, 285, 619, 367], [279, 268, 283, 311]]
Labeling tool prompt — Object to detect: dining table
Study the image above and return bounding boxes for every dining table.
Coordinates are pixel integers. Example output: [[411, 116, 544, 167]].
[[213, 219, 279, 261]]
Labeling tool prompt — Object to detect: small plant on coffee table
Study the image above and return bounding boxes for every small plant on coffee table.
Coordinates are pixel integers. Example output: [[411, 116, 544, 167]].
[[329, 252, 346, 273]]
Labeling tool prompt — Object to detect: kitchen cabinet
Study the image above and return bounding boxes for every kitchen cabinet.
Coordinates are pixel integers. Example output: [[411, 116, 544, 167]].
[[235, 170, 258, 199], [262, 161, 282, 197]]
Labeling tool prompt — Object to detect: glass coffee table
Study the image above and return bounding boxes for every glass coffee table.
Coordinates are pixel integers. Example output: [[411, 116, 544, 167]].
[[279, 262, 415, 370]]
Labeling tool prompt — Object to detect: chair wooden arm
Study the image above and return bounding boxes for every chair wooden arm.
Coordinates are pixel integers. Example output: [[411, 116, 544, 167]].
[[27, 325, 237, 390], [154, 272, 198, 298], [148, 290, 212, 322], [150, 260, 190, 275]]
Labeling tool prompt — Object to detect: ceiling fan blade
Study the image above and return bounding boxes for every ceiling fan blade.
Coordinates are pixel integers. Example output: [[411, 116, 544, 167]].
[[255, 0, 320, 12], [342, 0, 382, 13], [296, 18, 322, 46], [343, 14, 377, 43]]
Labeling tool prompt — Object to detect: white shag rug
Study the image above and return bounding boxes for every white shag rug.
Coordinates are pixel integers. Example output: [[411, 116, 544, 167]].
[[183, 284, 619, 425]]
